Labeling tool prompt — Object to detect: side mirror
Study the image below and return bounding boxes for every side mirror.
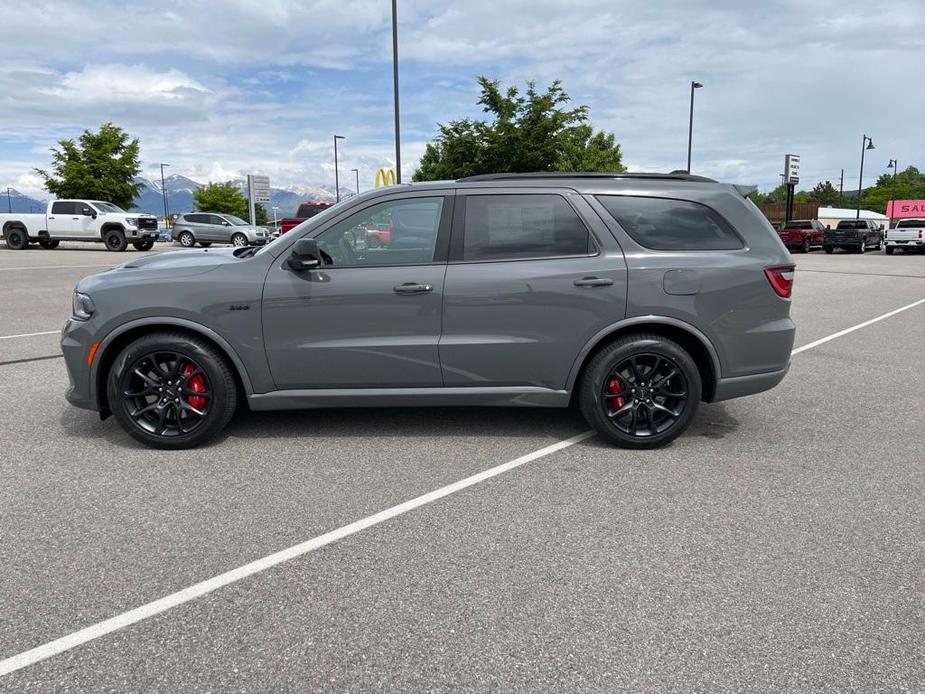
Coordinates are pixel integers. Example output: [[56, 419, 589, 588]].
[[287, 238, 322, 271], [879, 224, 884, 231], [82, 207, 94, 217], [223, 221, 231, 226]]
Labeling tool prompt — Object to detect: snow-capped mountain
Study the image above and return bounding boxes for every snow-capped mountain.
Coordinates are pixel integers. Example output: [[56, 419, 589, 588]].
[[1, 188, 47, 214], [129, 176, 353, 217]]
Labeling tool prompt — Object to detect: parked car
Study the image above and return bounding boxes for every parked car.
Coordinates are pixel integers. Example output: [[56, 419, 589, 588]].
[[171, 212, 269, 248], [62, 172, 795, 450], [278, 202, 334, 234], [778, 219, 825, 253], [885, 218, 925, 254], [1, 200, 158, 251], [823, 219, 884, 254]]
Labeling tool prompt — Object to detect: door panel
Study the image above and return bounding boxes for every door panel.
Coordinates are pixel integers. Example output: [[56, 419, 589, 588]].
[[47, 202, 77, 237], [262, 264, 447, 389], [439, 190, 628, 389]]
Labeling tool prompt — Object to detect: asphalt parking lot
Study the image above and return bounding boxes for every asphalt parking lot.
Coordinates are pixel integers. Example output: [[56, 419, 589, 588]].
[[1, 242, 923, 692]]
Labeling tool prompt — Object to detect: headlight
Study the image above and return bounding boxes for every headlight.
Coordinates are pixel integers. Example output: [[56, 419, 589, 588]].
[[125, 218, 138, 226], [72, 292, 95, 321]]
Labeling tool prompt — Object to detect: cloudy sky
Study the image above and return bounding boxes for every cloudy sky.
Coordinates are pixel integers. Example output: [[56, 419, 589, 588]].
[[1, 0, 922, 198]]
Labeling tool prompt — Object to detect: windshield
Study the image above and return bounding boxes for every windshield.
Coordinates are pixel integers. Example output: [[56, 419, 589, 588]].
[[836, 220, 866, 229], [223, 215, 250, 226], [254, 203, 344, 256], [896, 219, 925, 229], [784, 221, 812, 229], [91, 202, 126, 213]]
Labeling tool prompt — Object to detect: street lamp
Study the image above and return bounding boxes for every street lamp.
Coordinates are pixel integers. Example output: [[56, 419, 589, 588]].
[[686, 81, 703, 174], [351, 168, 359, 196], [856, 134, 874, 219], [333, 135, 345, 202], [887, 159, 898, 224], [392, 0, 402, 184], [159, 163, 170, 226]]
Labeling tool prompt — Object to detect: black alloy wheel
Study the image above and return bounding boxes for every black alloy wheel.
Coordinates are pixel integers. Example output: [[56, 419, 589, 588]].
[[579, 333, 701, 449], [108, 332, 238, 449]]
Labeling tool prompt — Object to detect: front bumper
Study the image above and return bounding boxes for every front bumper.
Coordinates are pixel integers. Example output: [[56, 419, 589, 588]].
[[61, 318, 99, 412]]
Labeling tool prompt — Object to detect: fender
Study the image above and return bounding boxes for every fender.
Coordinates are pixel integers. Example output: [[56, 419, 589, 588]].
[[90, 316, 256, 401], [564, 315, 723, 393]]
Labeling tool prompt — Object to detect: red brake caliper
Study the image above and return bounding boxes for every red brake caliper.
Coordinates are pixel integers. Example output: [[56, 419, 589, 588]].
[[181, 364, 207, 411], [607, 376, 625, 409]]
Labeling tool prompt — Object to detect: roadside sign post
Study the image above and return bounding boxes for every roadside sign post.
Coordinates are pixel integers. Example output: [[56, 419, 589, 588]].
[[247, 175, 271, 226], [784, 154, 800, 223]]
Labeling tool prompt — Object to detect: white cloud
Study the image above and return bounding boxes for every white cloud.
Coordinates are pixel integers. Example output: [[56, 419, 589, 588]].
[[41, 65, 211, 104]]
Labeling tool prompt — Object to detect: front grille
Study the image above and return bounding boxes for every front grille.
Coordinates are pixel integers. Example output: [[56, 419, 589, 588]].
[[137, 217, 158, 230]]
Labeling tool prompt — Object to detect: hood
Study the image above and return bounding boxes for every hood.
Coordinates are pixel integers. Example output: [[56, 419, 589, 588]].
[[78, 248, 243, 291]]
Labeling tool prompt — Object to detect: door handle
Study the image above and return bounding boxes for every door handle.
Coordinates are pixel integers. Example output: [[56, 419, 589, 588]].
[[393, 283, 434, 294], [573, 277, 614, 287]]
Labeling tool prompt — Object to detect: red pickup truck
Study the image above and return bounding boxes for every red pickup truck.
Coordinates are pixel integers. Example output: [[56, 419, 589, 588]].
[[778, 219, 826, 253], [278, 201, 334, 234]]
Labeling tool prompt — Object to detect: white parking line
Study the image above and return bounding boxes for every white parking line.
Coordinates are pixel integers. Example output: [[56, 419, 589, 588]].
[[791, 297, 925, 355], [0, 330, 60, 340], [2, 296, 925, 678]]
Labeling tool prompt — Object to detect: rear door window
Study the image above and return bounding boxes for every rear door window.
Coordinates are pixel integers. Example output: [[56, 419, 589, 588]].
[[460, 194, 592, 261], [596, 195, 743, 251], [51, 201, 76, 215]]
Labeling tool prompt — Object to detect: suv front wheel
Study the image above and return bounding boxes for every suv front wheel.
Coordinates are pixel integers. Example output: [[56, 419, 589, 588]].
[[107, 332, 238, 449], [578, 334, 701, 449]]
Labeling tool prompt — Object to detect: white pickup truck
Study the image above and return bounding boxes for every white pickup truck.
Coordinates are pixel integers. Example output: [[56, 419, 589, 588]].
[[885, 218, 925, 255], [0, 199, 159, 251]]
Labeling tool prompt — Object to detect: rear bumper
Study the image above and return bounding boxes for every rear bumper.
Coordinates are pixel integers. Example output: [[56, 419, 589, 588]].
[[712, 364, 790, 403], [886, 239, 924, 247]]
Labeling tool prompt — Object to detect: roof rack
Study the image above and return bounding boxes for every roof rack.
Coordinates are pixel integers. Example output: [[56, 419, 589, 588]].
[[456, 171, 717, 183]]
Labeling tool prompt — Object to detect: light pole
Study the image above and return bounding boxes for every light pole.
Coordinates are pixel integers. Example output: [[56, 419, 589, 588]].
[[159, 163, 170, 226], [271, 206, 279, 229], [333, 135, 345, 202], [856, 134, 874, 219], [351, 168, 359, 196], [6, 187, 11, 213], [887, 159, 898, 225], [391, 0, 402, 183], [686, 81, 703, 174]]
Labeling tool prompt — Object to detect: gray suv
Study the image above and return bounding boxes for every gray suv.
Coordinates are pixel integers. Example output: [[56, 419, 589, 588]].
[[171, 212, 268, 248], [62, 173, 796, 449]]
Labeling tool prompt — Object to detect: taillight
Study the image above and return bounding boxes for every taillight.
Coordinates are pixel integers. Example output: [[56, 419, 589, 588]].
[[764, 264, 795, 299]]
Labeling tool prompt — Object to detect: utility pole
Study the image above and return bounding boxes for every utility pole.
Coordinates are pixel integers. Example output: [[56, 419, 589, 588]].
[[839, 168, 844, 206], [6, 187, 11, 213], [391, 0, 402, 183], [159, 163, 170, 227], [333, 135, 345, 202]]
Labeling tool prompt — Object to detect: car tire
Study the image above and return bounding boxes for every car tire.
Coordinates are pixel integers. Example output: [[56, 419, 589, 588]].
[[39, 238, 60, 249], [132, 239, 155, 251], [4, 227, 28, 250], [231, 233, 248, 247], [578, 333, 701, 449], [107, 331, 238, 450], [824, 246, 834, 254], [885, 246, 895, 255], [104, 229, 127, 252], [801, 237, 811, 253], [857, 239, 866, 254], [199, 242, 212, 248], [177, 231, 195, 247]]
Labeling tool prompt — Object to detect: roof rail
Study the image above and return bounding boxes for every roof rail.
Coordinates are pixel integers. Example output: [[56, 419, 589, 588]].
[[456, 171, 717, 183]]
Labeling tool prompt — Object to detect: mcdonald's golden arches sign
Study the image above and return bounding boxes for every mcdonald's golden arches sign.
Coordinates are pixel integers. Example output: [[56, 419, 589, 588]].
[[374, 167, 397, 188]]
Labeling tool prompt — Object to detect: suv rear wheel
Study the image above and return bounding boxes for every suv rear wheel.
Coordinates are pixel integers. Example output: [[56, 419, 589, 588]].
[[107, 332, 238, 449], [578, 334, 701, 449]]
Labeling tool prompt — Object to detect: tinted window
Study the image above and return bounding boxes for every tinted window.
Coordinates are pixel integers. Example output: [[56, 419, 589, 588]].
[[462, 195, 591, 261], [209, 215, 227, 226], [784, 221, 813, 230], [836, 220, 867, 229], [896, 219, 925, 229], [187, 214, 207, 224], [316, 197, 444, 267], [51, 201, 75, 215], [597, 195, 743, 251]]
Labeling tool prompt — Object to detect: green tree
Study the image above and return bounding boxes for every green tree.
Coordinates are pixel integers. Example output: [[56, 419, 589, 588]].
[[34, 123, 143, 209], [809, 180, 840, 205], [862, 166, 925, 213], [193, 182, 249, 219], [413, 77, 624, 181]]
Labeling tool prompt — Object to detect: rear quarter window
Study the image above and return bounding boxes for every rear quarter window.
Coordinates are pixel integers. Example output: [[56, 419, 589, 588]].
[[596, 195, 743, 251]]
